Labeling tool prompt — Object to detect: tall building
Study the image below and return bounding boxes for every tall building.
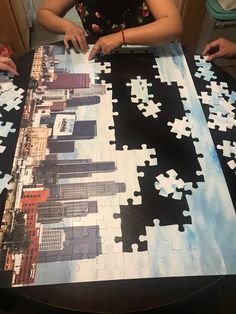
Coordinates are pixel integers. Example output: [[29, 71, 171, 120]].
[[45, 73, 90, 89], [37, 200, 98, 224], [49, 181, 126, 201], [48, 140, 74, 153], [71, 84, 105, 96], [34, 159, 116, 186], [56, 120, 97, 141], [37, 226, 102, 263], [67, 96, 100, 107]]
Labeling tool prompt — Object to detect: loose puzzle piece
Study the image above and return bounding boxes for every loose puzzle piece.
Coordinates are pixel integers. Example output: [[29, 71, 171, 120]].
[[217, 140, 236, 158], [228, 160, 236, 172], [0, 139, 6, 154], [0, 121, 16, 137], [154, 169, 185, 200], [0, 85, 25, 111], [195, 67, 216, 82], [199, 92, 235, 115], [137, 100, 162, 118], [126, 76, 153, 103], [167, 116, 192, 139], [208, 113, 236, 132], [194, 55, 216, 82], [0, 171, 12, 195], [206, 81, 230, 97], [229, 91, 236, 103]]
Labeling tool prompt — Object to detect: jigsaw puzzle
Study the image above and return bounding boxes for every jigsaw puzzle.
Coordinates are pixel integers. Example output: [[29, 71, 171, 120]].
[[0, 43, 235, 288]]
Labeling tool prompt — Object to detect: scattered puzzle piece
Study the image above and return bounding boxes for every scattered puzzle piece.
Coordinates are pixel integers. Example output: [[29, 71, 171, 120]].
[[217, 140, 236, 158], [0, 85, 24, 111], [0, 121, 16, 137], [0, 171, 12, 195], [137, 100, 162, 118], [0, 139, 6, 154], [167, 116, 192, 139], [208, 113, 236, 132], [126, 76, 153, 103]]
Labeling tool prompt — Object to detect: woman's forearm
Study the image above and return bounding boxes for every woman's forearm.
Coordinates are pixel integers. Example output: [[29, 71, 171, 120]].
[[37, 9, 74, 34], [123, 17, 183, 46]]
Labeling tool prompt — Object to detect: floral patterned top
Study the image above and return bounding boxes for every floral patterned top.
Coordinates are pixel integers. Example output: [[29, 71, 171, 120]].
[[75, 0, 154, 35]]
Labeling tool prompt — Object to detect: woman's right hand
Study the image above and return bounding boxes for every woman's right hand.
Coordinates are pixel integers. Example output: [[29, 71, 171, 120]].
[[63, 20, 88, 53], [0, 56, 19, 75]]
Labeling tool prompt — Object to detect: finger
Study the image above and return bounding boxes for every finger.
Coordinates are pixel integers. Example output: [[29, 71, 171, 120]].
[[88, 45, 101, 61], [202, 40, 221, 56], [6, 58, 17, 71], [202, 43, 216, 56], [71, 37, 81, 52], [77, 32, 88, 53], [64, 37, 70, 50], [207, 50, 223, 61], [0, 62, 19, 75]]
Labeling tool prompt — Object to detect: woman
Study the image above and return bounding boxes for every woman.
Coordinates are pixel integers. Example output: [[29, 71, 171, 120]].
[[37, 0, 183, 60]]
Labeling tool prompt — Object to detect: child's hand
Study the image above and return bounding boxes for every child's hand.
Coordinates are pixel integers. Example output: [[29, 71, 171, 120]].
[[0, 56, 19, 75], [203, 38, 236, 61], [88, 32, 123, 61], [63, 20, 88, 54]]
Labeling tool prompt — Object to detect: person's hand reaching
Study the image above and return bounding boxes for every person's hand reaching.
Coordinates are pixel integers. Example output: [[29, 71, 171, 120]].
[[203, 38, 236, 61], [0, 56, 19, 75], [63, 20, 88, 53], [88, 32, 123, 61]]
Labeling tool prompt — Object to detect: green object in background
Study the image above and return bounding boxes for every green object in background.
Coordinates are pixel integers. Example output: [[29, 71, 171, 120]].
[[206, 0, 236, 19]]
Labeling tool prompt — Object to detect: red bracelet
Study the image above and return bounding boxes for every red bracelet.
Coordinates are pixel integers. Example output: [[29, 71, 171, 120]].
[[121, 29, 127, 46]]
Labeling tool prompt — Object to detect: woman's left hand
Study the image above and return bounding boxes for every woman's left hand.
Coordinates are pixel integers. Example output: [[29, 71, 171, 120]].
[[88, 32, 123, 61]]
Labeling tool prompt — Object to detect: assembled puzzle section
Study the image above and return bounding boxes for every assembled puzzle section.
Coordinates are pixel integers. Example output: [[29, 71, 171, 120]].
[[0, 43, 236, 288]]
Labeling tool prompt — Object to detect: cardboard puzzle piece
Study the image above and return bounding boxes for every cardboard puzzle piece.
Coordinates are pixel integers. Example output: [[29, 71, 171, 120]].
[[94, 62, 111, 74], [229, 91, 236, 103], [228, 160, 236, 172], [137, 100, 162, 118], [167, 116, 192, 139], [0, 121, 16, 137], [0, 171, 12, 195], [217, 140, 236, 158], [0, 85, 24, 111], [154, 169, 185, 200], [0, 73, 14, 92], [194, 55, 216, 81], [0, 121, 16, 138], [199, 92, 235, 115], [126, 76, 153, 103], [0, 139, 6, 154], [194, 55, 210, 68], [206, 81, 230, 97], [208, 113, 236, 132]]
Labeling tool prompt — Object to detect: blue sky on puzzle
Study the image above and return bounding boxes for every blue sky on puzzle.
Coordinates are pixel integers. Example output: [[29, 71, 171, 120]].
[[35, 44, 236, 285]]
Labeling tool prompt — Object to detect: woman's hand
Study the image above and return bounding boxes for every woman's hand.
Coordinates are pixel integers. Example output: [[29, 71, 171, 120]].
[[0, 56, 18, 75], [63, 20, 88, 53], [88, 32, 123, 60], [203, 38, 236, 61]]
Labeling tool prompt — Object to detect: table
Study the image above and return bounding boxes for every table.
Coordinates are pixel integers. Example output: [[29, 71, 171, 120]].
[[0, 42, 236, 313]]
